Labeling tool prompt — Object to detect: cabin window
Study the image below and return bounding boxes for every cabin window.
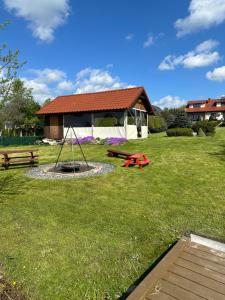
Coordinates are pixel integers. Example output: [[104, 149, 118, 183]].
[[127, 109, 136, 125], [94, 111, 124, 127], [64, 113, 92, 127]]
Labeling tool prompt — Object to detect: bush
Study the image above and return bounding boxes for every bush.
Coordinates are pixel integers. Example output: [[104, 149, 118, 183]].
[[208, 120, 220, 127], [166, 128, 193, 137], [192, 120, 216, 136], [148, 116, 166, 133], [149, 128, 165, 133], [219, 122, 225, 127]]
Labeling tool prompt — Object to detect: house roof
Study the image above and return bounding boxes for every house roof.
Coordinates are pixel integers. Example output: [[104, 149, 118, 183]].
[[185, 98, 225, 113], [127, 234, 225, 300], [36, 87, 154, 115]]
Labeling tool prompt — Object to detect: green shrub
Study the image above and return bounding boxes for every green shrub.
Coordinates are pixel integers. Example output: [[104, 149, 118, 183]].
[[219, 122, 225, 127], [192, 120, 216, 136], [166, 128, 193, 137], [173, 111, 191, 128], [148, 116, 166, 133], [208, 120, 220, 127]]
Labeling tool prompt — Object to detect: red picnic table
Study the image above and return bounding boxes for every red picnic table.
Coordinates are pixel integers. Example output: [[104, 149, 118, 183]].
[[123, 153, 151, 169]]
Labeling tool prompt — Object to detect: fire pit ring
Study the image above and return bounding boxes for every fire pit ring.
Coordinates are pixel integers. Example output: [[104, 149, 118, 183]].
[[26, 161, 115, 180]]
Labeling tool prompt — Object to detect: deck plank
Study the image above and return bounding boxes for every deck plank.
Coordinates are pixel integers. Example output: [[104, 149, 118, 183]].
[[184, 247, 225, 266], [180, 252, 225, 275], [165, 271, 225, 299], [149, 279, 203, 300], [175, 257, 225, 284], [127, 236, 225, 300], [169, 264, 225, 295]]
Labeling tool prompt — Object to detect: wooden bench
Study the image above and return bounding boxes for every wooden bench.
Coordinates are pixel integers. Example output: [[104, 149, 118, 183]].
[[107, 149, 133, 158], [0, 149, 39, 170]]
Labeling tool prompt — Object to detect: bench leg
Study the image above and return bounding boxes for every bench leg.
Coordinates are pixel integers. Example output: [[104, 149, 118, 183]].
[[123, 160, 131, 168]]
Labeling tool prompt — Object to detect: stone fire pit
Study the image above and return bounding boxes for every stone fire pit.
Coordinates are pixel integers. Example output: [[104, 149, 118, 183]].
[[26, 161, 115, 180]]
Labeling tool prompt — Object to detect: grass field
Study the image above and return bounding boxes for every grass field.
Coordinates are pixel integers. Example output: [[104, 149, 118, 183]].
[[0, 129, 225, 299]]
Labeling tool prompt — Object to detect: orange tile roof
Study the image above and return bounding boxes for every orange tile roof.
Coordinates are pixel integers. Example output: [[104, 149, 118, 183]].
[[185, 98, 225, 113], [186, 106, 225, 113], [36, 87, 153, 115]]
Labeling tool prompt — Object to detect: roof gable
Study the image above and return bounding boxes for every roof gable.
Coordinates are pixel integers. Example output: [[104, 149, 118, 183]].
[[36, 87, 154, 115]]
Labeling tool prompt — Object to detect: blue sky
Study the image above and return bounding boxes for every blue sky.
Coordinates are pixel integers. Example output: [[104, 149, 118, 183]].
[[0, 0, 225, 107]]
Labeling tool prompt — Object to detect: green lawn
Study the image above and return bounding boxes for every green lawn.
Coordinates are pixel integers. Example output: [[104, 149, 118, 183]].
[[1, 129, 225, 299]]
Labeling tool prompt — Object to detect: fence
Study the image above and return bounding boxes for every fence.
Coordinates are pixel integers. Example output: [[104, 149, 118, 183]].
[[0, 136, 42, 146]]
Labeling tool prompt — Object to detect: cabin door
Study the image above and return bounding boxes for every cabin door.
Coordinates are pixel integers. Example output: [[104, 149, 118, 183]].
[[49, 114, 63, 139]]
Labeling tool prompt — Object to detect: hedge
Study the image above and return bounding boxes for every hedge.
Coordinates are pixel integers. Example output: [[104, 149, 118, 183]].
[[192, 120, 216, 136], [166, 128, 193, 137], [148, 116, 166, 133]]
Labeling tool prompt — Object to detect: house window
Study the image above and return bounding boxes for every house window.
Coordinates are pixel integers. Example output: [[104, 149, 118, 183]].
[[192, 114, 201, 121], [94, 111, 124, 127], [64, 113, 92, 127], [193, 103, 201, 108]]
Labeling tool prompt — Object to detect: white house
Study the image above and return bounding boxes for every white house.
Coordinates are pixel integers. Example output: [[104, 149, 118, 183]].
[[185, 98, 225, 121]]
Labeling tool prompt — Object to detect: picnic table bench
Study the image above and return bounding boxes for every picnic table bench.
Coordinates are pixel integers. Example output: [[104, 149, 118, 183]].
[[0, 149, 39, 170], [107, 149, 133, 158], [123, 153, 151, 169]]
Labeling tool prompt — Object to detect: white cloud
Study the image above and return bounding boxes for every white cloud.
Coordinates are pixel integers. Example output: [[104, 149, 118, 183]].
[[29, 68, 66, 83], [175, 0, 225, 37], [159, 39, 220, 70], [125, 33, 134, 41], [22, 77, 53, 102], [20, 65, 132, 103], [22, 68, 72, 102], [206, 66, 225, 81], [143, 36, 154, 48], [57, 80, 74, 90], [74, 67, 133, 94], [143, 33, 164, 48], [195, 39, 219, 53], [3, 0, 70, 42], [153, 95, 186, 109]]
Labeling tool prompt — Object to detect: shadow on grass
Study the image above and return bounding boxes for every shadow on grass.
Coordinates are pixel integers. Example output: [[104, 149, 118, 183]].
[[118, 240, 178, 299], [208, 144, 225, 161], [0, 173, 28, 203]]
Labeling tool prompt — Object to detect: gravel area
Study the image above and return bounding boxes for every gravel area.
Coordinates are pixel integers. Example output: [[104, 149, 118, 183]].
[[26, 161, 115, 180]]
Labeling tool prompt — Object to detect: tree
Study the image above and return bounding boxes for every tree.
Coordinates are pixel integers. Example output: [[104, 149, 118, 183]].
[[1, 79, 41, 134], [173, 111, 191, 128], [166, 114, 176, 129], [42, 98, 52, 107], [0, 21, 25, 100]]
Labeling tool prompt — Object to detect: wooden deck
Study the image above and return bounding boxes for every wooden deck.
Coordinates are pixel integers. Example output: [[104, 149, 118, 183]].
[[127, 234, 225, 300]]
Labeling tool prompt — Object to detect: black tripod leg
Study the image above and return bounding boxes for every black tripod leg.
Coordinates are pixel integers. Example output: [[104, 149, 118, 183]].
[[71, 127, 89, 167], [54, 126, 70, 169]]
